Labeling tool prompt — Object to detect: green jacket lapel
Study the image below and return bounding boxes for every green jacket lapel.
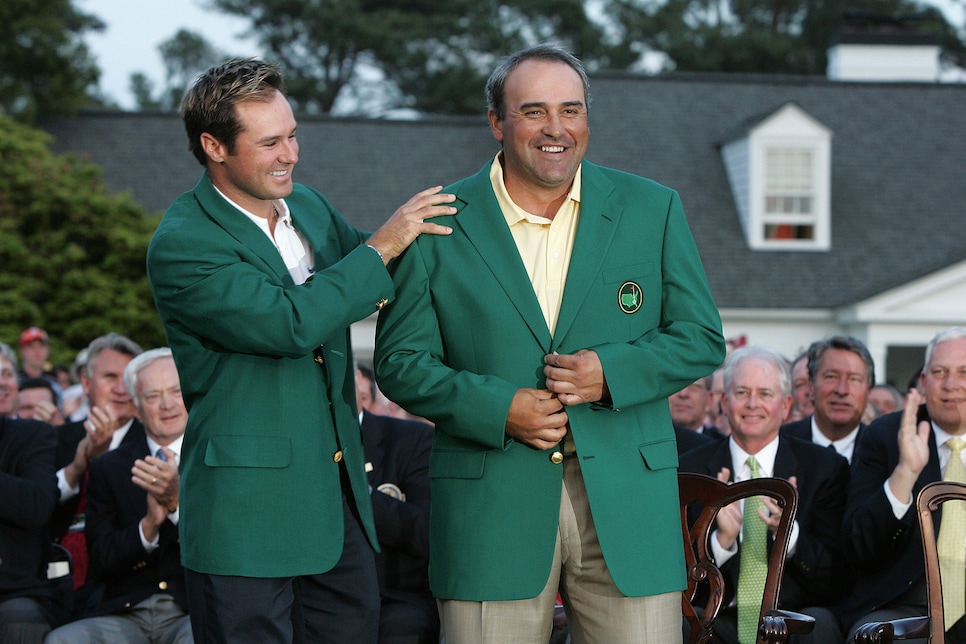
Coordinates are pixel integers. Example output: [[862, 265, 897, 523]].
[[194, 173, 295, 286], [451, 164, 552, 351], [552, 162, 620, 350]]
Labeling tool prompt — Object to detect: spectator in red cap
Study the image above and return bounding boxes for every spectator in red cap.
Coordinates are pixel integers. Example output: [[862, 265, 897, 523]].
[[18, 327, 52, 382]]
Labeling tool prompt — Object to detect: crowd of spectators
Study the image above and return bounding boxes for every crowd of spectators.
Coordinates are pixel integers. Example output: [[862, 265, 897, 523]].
[[3, 325, 964, 643]]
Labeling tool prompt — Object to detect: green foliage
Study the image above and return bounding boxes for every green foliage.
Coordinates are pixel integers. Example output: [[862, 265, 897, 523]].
[[208, 0, 632, 115], [0, 116, 165, 364], [0, 0, 104, 122], [609, 0, 966, 75], [131, 30, 234, 112]]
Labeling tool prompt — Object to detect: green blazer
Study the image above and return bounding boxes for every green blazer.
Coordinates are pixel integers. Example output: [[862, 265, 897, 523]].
[[375, 160, 725, 601], [147, 173, 390, 577]]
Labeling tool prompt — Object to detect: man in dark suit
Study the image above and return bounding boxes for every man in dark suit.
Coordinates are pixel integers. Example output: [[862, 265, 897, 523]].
[[671, 376, 726, 440], [841, 327, 966, 641], [0, 416, 62, 642], [146, 58, 456, 643], [679, 346, 850, 644], [51, 333, 143, 598], [356, 366, 438, 644], [46, 348, 190, 642], [780, 335, 874, 463], [676, 424, 714, 456]]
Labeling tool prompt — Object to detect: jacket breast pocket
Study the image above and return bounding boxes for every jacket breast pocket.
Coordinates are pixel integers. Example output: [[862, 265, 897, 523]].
[[204, 435, 291, 468], [602, 262, 655, 285], [429, 449, 486, 480]]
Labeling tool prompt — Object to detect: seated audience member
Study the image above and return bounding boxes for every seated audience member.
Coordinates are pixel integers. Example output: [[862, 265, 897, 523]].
[[841, 327, 966, 641], [781, 336, 874, 463], [671, 376, 725, 439], [0, 415, 63, 642], [46, 348, 190, 643], [60, 350, 89, 423], [52, 333, 143, 601], [868, 383, 904, 419], [51, 366, 73, 396], [679, 346, 850, 644], [675, 424, 713, 456], [356, 365, 438, 644], [15, 378, 64, 426], [788, 350, 814, 423], [0, 343, 21, 418], [707, 367, 731, 437]]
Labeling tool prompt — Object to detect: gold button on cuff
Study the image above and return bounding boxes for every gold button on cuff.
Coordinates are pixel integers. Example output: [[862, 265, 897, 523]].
[[333, 450, 344, 463], [550, 451, 564, 464], [376, 298, 389, 310], [159, 581, 168, 590]]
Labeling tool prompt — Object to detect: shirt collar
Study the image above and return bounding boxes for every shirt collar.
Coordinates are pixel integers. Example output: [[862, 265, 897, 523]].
[[729, 435, 781, 480], [212, 184, 290, 230], [809, 415, 860, 453], [146, 434, 184, 464], [489, 152, 581, 227]]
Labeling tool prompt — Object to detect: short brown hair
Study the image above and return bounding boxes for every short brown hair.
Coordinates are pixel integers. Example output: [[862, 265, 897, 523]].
[[181, 58, 285, 166]]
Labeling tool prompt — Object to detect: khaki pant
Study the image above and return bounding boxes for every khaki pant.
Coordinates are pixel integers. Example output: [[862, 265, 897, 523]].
[[440, 457, 683, 644]]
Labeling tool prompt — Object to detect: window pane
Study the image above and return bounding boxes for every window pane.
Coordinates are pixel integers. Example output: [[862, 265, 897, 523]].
[[764, 224, 815, 241]]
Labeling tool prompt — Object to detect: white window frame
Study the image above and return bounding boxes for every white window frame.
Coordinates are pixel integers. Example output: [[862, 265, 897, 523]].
[[723, 103, 831, 252]]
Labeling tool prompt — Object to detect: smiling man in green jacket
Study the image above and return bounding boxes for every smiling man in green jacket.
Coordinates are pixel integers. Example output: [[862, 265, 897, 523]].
[[146, 59, 455, 643], [375, 45, 725, 644]]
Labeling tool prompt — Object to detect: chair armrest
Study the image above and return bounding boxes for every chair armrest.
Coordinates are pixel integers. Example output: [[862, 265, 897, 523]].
[[759, 609, 815, 642], [853, 616, 930, 643]]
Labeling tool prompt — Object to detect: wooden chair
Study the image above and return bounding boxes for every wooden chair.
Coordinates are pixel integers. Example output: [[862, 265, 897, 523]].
[[679, 472, 816, 644], [853, 480, 966, 643]]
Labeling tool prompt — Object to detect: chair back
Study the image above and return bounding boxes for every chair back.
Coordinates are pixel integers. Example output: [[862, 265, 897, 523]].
[[919, 481, 966, 642], [853, 481, 966, 643], [679, 472, 803, 644]]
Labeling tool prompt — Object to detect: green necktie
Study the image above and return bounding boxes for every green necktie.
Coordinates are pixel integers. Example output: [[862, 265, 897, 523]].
[[938, 438, 966, 628], [737, 456, 767, 644]]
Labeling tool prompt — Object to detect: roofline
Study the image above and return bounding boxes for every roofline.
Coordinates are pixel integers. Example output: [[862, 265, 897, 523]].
[[53, 107, 488, 128], [591, 69, 963, 89]]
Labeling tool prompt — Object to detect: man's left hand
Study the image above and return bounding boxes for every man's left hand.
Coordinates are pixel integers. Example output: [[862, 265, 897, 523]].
[[543, 350, 608, 407]]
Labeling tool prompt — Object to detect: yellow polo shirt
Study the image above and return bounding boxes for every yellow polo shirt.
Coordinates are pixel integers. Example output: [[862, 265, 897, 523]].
[[489, 153, 582, 336]]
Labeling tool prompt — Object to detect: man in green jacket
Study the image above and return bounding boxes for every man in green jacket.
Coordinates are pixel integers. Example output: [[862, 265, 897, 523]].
[[146, 58, 455, 643], [375, 44, 725, 643]]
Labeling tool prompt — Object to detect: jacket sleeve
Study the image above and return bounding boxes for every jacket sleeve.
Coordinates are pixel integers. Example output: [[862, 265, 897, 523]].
[[85, 456, 155, 583], [0, 421, 58, 529], [147, 186, 392, 359], [843, 417, 919, 569]]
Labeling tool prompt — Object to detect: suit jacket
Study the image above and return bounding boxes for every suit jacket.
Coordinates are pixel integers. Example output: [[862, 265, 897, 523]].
[[52, 418, 145, 540], [839, 405, 937, 629], [361, 410, 433, 601], [678, 435, 851, 610], [702, 424, 727, 441], [85, 437, 187, 616], [0, 418, 58, 602], [375, 160, 725, 601], [147, 173, 390, 577], [675, 425, 715, 456], [780, 416, 866, 457]]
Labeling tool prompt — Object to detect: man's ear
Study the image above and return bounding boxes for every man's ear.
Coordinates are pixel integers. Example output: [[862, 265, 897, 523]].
[[487, 110, 504, 143], [201, 132, 227, 163]]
